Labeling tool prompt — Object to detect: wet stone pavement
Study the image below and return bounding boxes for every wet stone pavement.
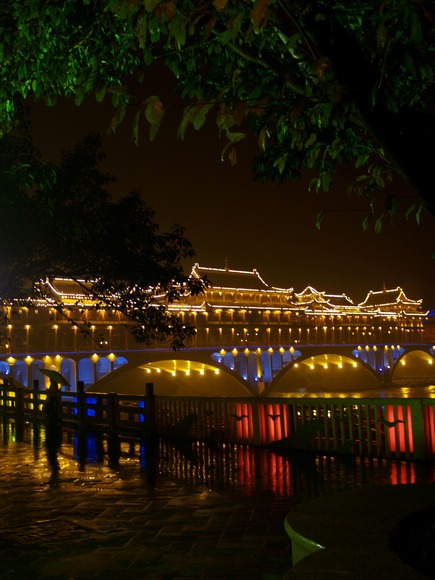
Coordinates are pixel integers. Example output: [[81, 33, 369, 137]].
[[1, 418, 433, 579], [0, 420, 292, 579]]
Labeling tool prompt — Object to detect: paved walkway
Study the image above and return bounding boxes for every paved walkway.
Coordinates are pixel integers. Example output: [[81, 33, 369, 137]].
[[0, 431, 292, 579], [1, 422, 435, 579]]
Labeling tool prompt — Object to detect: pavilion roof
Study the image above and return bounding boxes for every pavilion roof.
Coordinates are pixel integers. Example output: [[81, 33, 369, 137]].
[[359, 287, 422, 309], [191, 263, 292, 293]]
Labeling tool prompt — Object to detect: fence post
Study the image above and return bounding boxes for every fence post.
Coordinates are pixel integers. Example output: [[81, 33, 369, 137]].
[[2, 378, 8, 411], [77, 381, 86, 430], [144, 382, 156, 436], [409, 399, 426, 460], [33, 379, 40, 420], [13, 386, 25, 441], [107, 392, 118, 430], [15, 387, 24, 421], [251, 399, 261, 446]]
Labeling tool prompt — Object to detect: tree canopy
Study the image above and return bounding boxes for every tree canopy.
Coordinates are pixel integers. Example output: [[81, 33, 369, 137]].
[[0, 131, 205, 349], [1, 0, 435, 229]]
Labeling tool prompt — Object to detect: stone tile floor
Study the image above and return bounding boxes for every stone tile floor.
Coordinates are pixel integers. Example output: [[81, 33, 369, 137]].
[[0, 427, 292, 579], [2, 420, 434, 579]]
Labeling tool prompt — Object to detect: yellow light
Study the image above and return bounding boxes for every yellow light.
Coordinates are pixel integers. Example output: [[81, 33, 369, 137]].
[[172, 371, 176, 377], [232, 348, 238, 355], [401, 360, 406, 366], [7, 357, 15, 364], [353, 362, 357, 367], [91, 353, 99, 361], [156, 368, 161, 373], [323, 364, 328, 369], [185, 370, 190, 376], [25, 324, 30, 330], [429, 359, 433, 365], [220, 349, 226, 356], [52, 325, 58, 330], [108, 353, 115, 361], [294, 363, 299, 368], [214, 369, 220, 375], [25, 356, 32, 364], [200, 369, 205, 375], [338, 363, 343, 368], [146, 368, 151, 374]]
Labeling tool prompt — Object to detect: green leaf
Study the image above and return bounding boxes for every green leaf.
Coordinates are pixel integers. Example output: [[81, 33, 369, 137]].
[[132, 107, 142, 145], [144, 96, 164, 141], [225, 131, 245, 143], [362, 214, 371, 231], [405, 203, 416, 220], [178, 106, 191, 140], [315, 211, 324, 230], [273, 155, 287, 174], [321, 172, 331, 192], [258, 127, 267, 152], [304, 132, 317, 149], [109, 104, 126, 133], [189, 103, 213, 130], [416, 203, 423, 225], [374, 214, 383, 233], [74, 91, 85, 106], [144, 0, 161, 12], [95, 86, 106, 102]]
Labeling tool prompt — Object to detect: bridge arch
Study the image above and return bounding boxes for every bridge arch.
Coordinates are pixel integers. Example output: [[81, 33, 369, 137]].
[[266, 353, 380, 396], [391, 348, 435, 385], [60, 358, 77, 390], [89, 352, 255, 397]]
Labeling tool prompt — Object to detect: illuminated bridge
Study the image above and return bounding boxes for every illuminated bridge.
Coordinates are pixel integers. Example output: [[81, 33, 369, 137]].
[[2, 343, 435, 397]]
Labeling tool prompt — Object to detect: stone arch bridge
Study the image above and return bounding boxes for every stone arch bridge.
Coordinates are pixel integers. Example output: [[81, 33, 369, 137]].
[[3, 343, 434, 396]]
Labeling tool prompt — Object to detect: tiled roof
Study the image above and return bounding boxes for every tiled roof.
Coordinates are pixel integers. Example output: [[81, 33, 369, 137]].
[[359, 288, 422, 308], [44, 278, 92, 299], [191, 264, 281, 292]]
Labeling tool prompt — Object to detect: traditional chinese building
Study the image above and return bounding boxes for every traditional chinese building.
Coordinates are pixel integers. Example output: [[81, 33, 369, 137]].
[[0, 263, 427, 355]]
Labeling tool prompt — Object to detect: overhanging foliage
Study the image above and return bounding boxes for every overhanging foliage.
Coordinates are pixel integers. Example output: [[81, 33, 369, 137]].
[[1, 1, 435, 225], [0, 131, 205, 349]]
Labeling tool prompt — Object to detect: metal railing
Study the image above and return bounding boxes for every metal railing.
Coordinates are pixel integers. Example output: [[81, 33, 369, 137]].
[[1, 380, 434, 461]]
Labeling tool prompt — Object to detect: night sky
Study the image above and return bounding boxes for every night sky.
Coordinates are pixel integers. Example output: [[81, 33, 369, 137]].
[[31, 89, 435, 309]]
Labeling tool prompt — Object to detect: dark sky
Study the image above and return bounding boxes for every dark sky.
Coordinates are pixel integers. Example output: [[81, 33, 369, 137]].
[[31, 93, 435, 309]]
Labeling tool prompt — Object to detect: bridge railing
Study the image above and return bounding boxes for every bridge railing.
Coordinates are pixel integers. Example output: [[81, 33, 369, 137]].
[[1, 381, 434, 461]]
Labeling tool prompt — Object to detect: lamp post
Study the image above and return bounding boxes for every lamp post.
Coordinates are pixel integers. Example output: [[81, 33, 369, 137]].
[[25, 325, 30, 353]]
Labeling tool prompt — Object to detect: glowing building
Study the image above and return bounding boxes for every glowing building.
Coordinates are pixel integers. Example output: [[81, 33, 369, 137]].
[[0, 263, 427, 356]]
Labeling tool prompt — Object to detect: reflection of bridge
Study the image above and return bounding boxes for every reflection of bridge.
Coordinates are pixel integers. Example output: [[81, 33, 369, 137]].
[[3, 342, 435, 396]]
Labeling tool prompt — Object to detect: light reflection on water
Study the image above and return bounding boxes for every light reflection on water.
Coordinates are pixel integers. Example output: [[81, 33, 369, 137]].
[[285, 384, 435, 399], [1, 417, 434, 500]]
